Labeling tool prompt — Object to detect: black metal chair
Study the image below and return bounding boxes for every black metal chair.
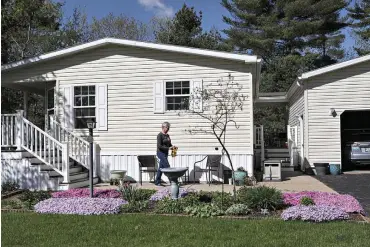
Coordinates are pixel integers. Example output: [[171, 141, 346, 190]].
[[138, 155, 158, 185], [193, 155, 222, 186]]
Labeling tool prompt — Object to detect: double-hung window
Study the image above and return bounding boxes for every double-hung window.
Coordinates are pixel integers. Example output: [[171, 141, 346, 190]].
[[165, 81, 190, 111], [73, 86, 96, 129]]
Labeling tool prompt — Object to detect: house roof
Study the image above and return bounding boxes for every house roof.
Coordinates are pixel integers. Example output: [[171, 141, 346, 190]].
[[287, 54, 370, 99], [1, 38, 259, 72], [298, 54, 370, 80]]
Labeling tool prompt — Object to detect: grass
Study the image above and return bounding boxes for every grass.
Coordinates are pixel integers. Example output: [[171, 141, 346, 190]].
[[2, 212, 370, 247]]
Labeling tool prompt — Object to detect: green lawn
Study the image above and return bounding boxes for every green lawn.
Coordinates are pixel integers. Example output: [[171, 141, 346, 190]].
[[2, 212, 370, 247]]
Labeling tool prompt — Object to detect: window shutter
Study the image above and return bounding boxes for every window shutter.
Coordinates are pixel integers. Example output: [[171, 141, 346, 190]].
[[153, 81, 165, 113], [62, 86, 74, 130], [96, 84, 108, 131], [191, 79, 203, 112]]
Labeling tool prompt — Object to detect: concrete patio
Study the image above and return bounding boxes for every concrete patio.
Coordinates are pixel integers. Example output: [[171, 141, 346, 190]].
[[95, 171, 336, 193]]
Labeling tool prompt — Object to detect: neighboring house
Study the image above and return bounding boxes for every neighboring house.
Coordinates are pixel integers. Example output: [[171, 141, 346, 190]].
[[1, 38, 261, 190], [287, 55, 370, 171]]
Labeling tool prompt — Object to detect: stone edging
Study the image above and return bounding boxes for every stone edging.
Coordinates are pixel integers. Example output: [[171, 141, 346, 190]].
[[1, 190, 24, 200]]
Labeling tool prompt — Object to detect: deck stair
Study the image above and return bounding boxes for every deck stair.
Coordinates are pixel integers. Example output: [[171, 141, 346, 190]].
[[1, 112, 98, 190]]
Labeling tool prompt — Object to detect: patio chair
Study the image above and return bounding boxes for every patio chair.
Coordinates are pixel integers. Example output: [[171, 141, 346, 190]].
[[137, 155, 158, 185], [193, 155, 222, 186]]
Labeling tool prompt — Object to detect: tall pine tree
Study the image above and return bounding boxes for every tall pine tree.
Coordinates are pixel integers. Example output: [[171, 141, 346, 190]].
[[222, 0, 348, 145], [348, 0, 370, 55], [153, 4, 231, 51]]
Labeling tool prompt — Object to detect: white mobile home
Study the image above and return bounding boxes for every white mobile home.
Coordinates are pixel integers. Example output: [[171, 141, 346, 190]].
[[1, 38, 261, 190], [287, 55, 370, 171]]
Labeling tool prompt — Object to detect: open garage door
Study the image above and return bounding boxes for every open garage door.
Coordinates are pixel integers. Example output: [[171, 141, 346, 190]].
[[341, 110, 370, 171]]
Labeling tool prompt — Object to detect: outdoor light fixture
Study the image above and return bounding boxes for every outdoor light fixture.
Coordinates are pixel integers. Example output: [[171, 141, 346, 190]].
[[86, 118, 96, 198], [329, 108, 337, 117], [86, 118, 96, 129]]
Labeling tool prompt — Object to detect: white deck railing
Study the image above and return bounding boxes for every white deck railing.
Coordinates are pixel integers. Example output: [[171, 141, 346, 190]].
[[1, 114, 17, 147], [1, 112, 70, 182], [50, 119, 90, 169], [22, 117, 70, 182]]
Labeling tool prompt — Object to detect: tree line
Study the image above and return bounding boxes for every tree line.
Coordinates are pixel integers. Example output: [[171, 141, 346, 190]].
[[1, 0, 369, 136]]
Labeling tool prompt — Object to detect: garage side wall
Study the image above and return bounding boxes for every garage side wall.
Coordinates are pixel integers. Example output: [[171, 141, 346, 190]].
[[288, 85, 304, 159], [306, 61, 370, 166]]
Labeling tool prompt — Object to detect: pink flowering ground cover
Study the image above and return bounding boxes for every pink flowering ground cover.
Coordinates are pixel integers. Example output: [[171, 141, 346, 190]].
[[52, 188, 121, 198], [281, 205, 349, 222], [283, 191, 365, 215], [35, 198, 127, 215]]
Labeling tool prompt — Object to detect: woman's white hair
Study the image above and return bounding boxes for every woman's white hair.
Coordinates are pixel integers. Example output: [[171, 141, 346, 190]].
[[162, 122, 171, 128]]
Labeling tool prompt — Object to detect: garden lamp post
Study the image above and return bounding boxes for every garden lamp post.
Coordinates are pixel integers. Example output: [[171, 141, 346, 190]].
[[86, 118, 96, 198]]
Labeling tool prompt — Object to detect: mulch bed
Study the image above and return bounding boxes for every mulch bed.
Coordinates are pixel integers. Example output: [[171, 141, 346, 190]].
[[1, 190, 24, 200]]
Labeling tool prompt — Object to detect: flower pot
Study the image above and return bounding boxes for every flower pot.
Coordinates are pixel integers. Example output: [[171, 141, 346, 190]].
[[329, 164, 341, 175], [233, 171, 247, 186], [110, 170, 126, 180], [313, 163, 329, 176]]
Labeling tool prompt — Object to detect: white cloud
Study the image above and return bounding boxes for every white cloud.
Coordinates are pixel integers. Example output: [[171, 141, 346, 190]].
[[137, 0, 174, 17]]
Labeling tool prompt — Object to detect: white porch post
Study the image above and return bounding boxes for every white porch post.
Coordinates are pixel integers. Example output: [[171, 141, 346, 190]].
[[92, 142, 97, 177], [15, 110, 24, 150], [260, 125, 265, 171], [62, 142, 70, 183], [23, 92, 28, 119]]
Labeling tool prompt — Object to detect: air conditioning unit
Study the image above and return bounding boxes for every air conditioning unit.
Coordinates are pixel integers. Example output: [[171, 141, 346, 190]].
[[263, 160, 282, 181]]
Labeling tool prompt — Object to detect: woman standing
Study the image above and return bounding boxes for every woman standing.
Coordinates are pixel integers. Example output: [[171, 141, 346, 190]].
[[156, 122, 176, 186]]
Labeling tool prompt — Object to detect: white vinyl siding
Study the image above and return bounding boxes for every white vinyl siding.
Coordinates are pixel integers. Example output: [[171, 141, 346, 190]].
[[288, 86, 304, 154], [2, 45, 254, 154], [306, 61, 370, 165]]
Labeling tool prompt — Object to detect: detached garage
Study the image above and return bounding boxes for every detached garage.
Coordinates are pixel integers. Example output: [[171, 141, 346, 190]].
[[287, 54, 370, 172]]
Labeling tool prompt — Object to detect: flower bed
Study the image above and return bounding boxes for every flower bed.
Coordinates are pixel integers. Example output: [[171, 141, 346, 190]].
[[149, 188, 190, 201], [281, 205, 349, 222], [283, 191, 365, 215], [34, 198, 127, 215], [52, 189, 121, 198]]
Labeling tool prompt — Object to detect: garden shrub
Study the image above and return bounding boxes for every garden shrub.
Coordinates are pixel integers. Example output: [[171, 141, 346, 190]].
[[135, 189, 157, 201], [1, 181, 20, 193], [184, 203, 223, 218], [237, 186, 283, 211], [300, 196, 315, 206], [19, 190, 52, 210], [194, 191, 234, 211], [281, 205, 349, 222], [121, 200, 149, 213], [154, 197, 186, 214], [1, 199, 24, 209], [180, 192, 202, 207], [225, 204, 250, 216], [149, 188, 189, 201], [118, 184, 156, 202]]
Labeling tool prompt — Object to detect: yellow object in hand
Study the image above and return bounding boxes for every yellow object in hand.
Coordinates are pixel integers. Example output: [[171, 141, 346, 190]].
[[171, 146, 178, 157]]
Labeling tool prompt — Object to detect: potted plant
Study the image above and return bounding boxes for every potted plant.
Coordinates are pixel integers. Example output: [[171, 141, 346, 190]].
[[233, 167, 248, 186], [329, 163, 341, 175]]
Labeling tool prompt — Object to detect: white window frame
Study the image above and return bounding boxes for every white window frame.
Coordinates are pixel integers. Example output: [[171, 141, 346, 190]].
[[73, 85, 96, 129], [165, 80, 190, 111]]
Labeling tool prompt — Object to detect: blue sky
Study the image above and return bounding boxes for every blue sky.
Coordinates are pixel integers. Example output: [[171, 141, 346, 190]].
[[61, 0, 355, 52]]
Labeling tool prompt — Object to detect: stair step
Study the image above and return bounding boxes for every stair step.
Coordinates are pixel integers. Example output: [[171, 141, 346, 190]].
[[41, 166, 83, 174], [282, 167, 295, 172], [28, 156, 74, 164], [30, 160, 75, 167], [59, 177, 99, 190], [50, 171, 89, 181]]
